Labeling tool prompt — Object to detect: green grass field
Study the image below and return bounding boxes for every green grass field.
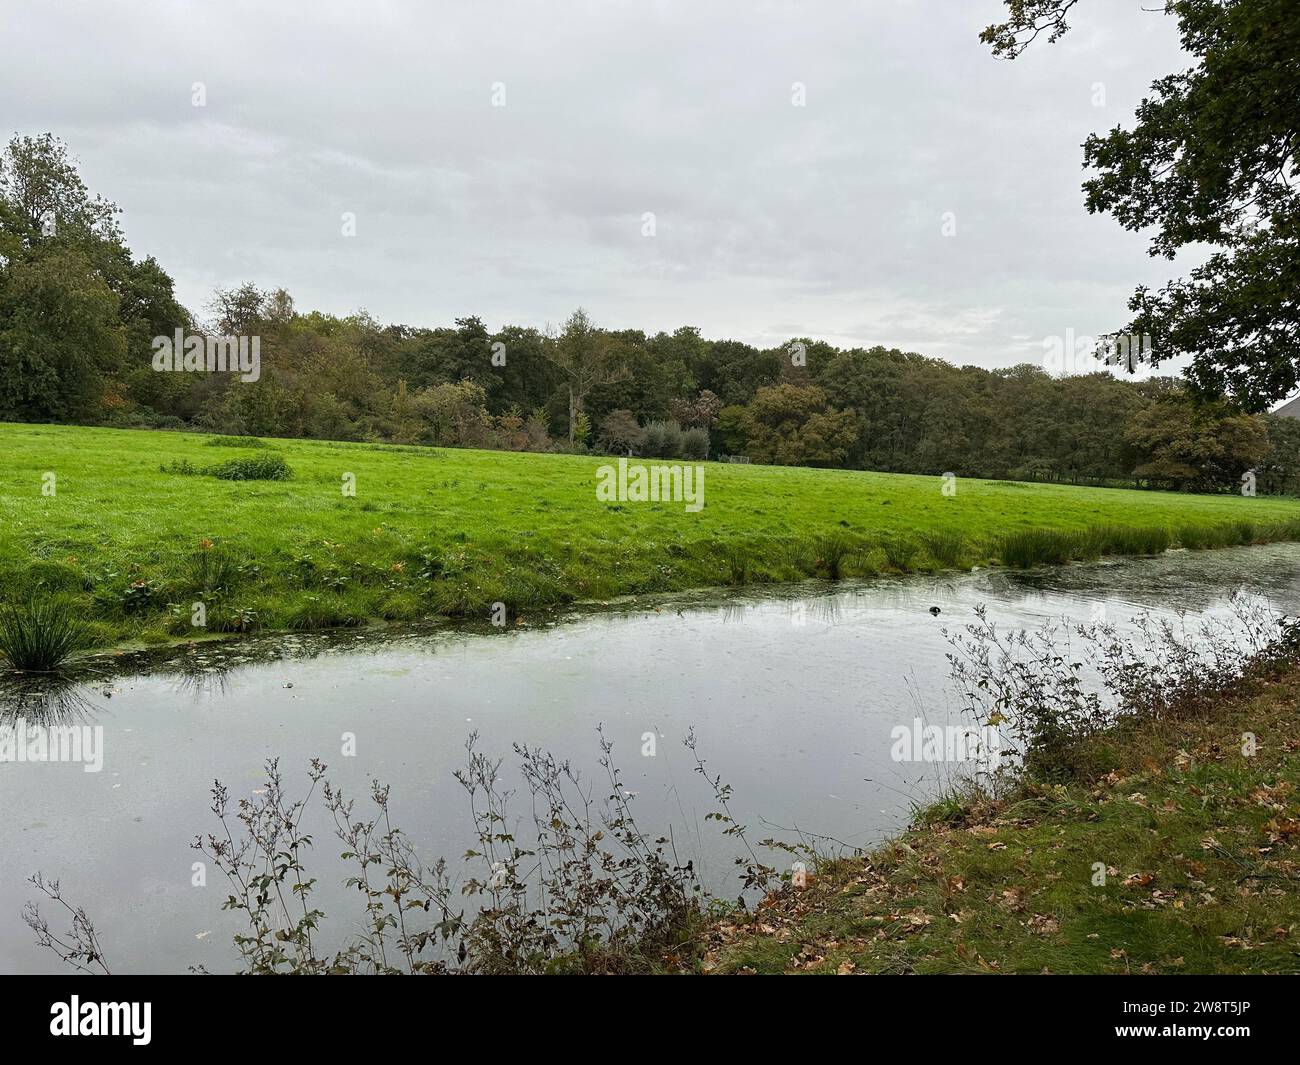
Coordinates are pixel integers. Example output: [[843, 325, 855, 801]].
[[4, 421, 1300, 651]]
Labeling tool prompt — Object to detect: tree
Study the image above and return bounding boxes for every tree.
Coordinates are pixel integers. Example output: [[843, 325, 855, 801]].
[[0, 246, 125, 419], [1257, 414, 1300, 495], [741, 384, 857, 468], [982, 0, 1300, 410], [411, 379, 490, 447], [543, 308, 627, 447], [1123, 393, 1269, 491], [599, 409, 644, 455], [0, 133, 120, 248], [670, 389, 722, 430], [209, 283, 268, 335]]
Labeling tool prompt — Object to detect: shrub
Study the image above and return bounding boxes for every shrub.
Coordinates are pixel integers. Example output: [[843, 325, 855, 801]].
[[28, 730, 781, 975], [641, 420, 684, 459], [946, 595, 1290, 784], [209, 454, 292, 481], [680, 427, 709, 461]]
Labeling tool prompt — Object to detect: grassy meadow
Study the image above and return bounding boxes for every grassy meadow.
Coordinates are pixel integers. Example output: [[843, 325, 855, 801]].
[[4, 421, 1300, 652]]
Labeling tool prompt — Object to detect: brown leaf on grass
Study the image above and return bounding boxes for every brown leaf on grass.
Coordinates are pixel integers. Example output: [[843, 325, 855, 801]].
[[1123, 872, 1156, 888], [1028, 913, 1059, 935], [1264, 817, 1300, 841], [1249, 784, 1288, 810]]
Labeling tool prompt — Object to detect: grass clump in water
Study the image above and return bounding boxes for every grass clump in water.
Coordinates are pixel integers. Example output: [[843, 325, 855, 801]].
[[0, 597, 87, 672], [998, 525, 1171, 568], [921, 531, 964, 568], [997, 528, 1077, 568], [813, 532, 860, 580]]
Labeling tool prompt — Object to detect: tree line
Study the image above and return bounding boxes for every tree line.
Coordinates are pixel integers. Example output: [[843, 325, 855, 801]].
[[2, 132, 1298, 495]]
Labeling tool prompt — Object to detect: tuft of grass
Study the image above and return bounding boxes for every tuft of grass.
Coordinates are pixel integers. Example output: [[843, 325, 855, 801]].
[[998, 528, 1081, 567], [722, 543, 751, 586], [0, 597, 87, 672], [920, 530, 964, 568], [1098, 524, 1171, 556], [814, 531, 859, 580], [161, 453, 292, 481], [882, 536, 919, 571], [186, 542, 240, 593], [998, 525, 1171, 568], [203, 435, 270, 449]]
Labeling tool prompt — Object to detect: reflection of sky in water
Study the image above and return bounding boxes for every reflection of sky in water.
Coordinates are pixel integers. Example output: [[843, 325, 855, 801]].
[[2, 542, 1298, 973]]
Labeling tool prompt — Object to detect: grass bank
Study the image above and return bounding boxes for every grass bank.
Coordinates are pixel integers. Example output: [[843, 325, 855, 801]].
[[705, 667, 1300, 975], [4, 422, 1300, 652]]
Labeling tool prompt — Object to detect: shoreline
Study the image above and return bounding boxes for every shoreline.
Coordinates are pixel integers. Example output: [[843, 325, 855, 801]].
[[702, 663, 1300, 975]]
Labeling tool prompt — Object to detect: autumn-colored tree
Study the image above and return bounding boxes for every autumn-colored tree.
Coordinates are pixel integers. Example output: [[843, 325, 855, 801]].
[[1123, 394, 1269, 491]]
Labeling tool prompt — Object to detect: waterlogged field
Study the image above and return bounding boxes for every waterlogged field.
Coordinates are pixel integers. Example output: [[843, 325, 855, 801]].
[[3, 421, 1300, 651]]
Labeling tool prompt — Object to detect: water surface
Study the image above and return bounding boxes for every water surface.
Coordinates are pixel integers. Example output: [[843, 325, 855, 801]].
[[3, 543, 1298, 973]]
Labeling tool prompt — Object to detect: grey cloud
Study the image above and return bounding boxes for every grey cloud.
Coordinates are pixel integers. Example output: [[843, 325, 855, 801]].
[[1, 0, 1191, 367]]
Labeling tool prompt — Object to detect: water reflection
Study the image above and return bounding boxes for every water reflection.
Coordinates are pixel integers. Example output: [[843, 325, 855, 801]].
[[0, 674, 101, 726]]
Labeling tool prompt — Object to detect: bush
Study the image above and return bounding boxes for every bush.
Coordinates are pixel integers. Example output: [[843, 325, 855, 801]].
[[946, 596, 1289, 784], [680, 427, 709, 460], [641, 419, 685, 459], [28, 730, 785, 975], [209, 454, 292, 481]]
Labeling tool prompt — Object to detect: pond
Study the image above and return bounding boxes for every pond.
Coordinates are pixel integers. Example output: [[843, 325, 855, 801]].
[[3, 542, 1299, 973]]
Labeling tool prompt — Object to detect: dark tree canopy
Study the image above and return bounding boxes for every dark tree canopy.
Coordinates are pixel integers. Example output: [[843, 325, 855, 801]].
[[984, 0, 1300, 410]]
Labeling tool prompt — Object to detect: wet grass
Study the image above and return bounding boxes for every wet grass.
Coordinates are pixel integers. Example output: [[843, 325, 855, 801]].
[[4, 422, 1300, 650]]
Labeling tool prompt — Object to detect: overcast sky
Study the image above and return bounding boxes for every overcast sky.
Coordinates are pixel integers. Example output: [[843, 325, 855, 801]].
[[3, 0, 1193, 371]]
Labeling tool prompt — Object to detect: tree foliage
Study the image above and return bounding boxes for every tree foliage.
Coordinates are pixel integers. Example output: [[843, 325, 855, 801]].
[[984, 0, 1300, 410]]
